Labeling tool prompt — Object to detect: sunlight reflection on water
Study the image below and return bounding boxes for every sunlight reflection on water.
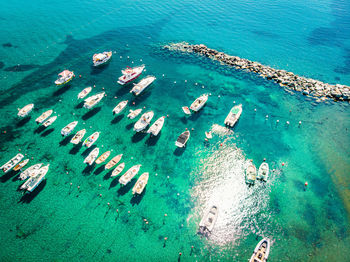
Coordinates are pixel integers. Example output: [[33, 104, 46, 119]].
[[191, 128, 278, 246]]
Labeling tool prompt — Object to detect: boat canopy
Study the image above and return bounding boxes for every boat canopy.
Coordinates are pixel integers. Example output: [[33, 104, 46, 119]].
[[94, 53, 105, 60], [59, 70, 72, 77]]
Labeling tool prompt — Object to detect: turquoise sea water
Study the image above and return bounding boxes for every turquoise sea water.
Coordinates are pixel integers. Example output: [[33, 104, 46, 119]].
[[0, 0, 350, 261]]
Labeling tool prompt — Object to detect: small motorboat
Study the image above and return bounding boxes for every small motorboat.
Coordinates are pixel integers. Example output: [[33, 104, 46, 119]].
[[78, 87, 92, 99], [19, 163, 42, 180], [113, 100, 128, 115], [182, 106, 191, 115], [95, 150, 111, 164], [249, 238, 271, 262], [36, 109, 53, 124], [42, 116, 57, 127], [147, 116, 165, 136], [84, 92, 105, 109], [132, 172, 149, 195], [111, 162, 125, 177], [119, 164, 141, 185], [18, 104, 34, 117], [127, 108, 142, 119], [134, 111, 154, 132], [224, 104, 242, 127], [61, 121, 78, 136], [175, 130, 190, 147], [70, 129, 86, 144], [105, 154, 123, 170], [93, 51, 112, 66], [257, 162, 269, 182], [21, 164, 49, 192], [245, 162, 257, 185], [117, 65, 145, 85], [55, 70, 74, 85], [1, 153, 24, 174], [190, 94, 208, 112], [198, 205, 218, 236], [84, 148, 99, 165], [130, 76, 156, 96], [13, 159, 29, 171], [205, 131, 212, 139], [82, 132, 100, 148]]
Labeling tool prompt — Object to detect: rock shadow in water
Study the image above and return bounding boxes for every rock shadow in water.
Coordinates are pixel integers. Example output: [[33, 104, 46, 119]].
[[82, 107, 101, 120], [111, 114, 124, 124], [19, 180, 47, 204]]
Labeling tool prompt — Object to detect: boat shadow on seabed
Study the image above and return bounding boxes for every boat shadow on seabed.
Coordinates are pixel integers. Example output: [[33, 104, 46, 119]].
[[130, 188, 147, 206], [173, 147, 186, 156], [117, 179, 136, 196], [18, 179, 47, 204], [0, 170, 18, 183], [52, 84, 71, 97], [145, 133, 161, 146], [16, 116, 31, 127], [59, 134, 74, 147], [82, 106, 101, 121]]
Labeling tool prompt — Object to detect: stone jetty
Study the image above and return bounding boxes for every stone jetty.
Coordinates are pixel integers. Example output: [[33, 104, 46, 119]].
[[163, 42, 350, 102]]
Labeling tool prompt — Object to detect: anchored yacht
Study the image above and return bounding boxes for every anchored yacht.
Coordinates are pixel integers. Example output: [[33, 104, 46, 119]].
[[198, 206, 219, 236], [117, 65, 145, 85], [84, 92, 105, 109], [95, 151, 111, 164], [113, 100, 128, 115], [93, 51, 112, 66], [19, 163, 42, 180], [245, 162, 257, 185], [78, 87, 92, 99], [36, 110, 53, 124], [132, 172, 149, 195], [190, 94, 208, 112], [18, 104, 34, 117], [55, 70, 74, 85], [249, 238, 271, 262], [147, 116, 165, 136], [130, 76, 156, 96], [224, 104, 242, 127], [127, 108, 142, 119], [134, 111, 154, 132], [257, 162, 269, 182], [82, 132, 100, 148], [105, 154, 123, 170], [119, 164, 141, 185], [70, 129, 86, 144], [175, 130, 190, 147], [61, 121, 78, 136], [13, 159, 29, 171], [1, 153, 24, 174], [84, 148, 99, 165], [42, 116, 57, 127], [21, 164, 49, 192], [111, 162, 125, 177]]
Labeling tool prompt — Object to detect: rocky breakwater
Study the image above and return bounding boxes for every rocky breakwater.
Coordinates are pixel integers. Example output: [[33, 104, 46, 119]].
[[163, 42, 350, 102]]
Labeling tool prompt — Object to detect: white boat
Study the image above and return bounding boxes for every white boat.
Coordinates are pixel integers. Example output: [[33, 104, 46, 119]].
[[132, 172, 149, 195], [117, 65, 145, 85], [175, 130, 190, 147], [36, 110, 53, 124], [198, 205, 219, 236], [84, 148, 99, 165], [113, 100, 128, 115], [84, 92, 105, 109], [19, 163, 42, 180], [130, 76, 156, 96], [190, 94, 208, 112], [249, 238, 271, 262], [95, 150, 111, 164], [70, 129, 86, 144], [78, 87, 92, 99], [245, 162, 257, 185], [205, 131, 212, 139], [93, 51, 112, 66], [55, 70, 74, 85], [257, 162, 269, 182], [133, 111, 154, 132], [42, 116, 57, 127], [17, 104, 34, 117], [119, 164, 141, 185], [13, 159, 29, 171], [182, 106, 191, 115], [82, 132, 100, 148], [111, 162, 125, 177], [61, 121, 78, 136], [147, 116, 165, 136], [1, 153, 24, 174], [127, 108, 142, 119], [21, 164, 49, 192], [105, 154, 123, 170], [224, 104, 242, 127]]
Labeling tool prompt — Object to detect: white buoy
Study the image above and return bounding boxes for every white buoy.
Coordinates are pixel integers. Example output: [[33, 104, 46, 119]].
[[185, 80, 187, 82], [195, 83, 198, 85], [276, 119, 279, 123], [266, 115, 269, 118], [127, 56, 129, 59], [286, 121, 290, 125], [254, 108, 257, 112], [299, 121, 302, 125], [174, 81, 176, 84], [140, 59, 142, 61], [162, 74, 165, 77], [233, 101, 236, 104], [120, 56, 122, 58], [218, 95, 221, 98]]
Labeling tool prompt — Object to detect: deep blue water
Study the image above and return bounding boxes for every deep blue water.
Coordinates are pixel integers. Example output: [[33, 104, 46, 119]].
[[0, 0, 350, 261]]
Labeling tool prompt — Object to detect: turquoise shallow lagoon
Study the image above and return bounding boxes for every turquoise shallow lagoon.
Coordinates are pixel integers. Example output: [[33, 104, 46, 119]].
[[0, 0, 350, 261]]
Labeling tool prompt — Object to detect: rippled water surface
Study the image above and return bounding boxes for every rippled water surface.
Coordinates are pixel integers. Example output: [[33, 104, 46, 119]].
[[0, 0, 349, 261]]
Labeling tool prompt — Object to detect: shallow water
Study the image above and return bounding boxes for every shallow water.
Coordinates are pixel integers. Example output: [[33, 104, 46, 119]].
[[0, 0, 350, 261]]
